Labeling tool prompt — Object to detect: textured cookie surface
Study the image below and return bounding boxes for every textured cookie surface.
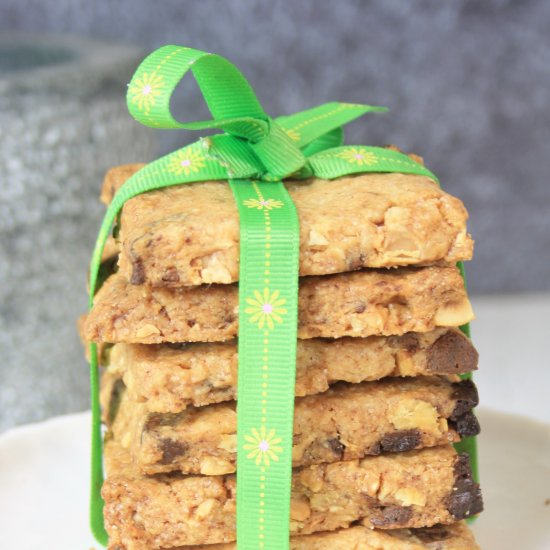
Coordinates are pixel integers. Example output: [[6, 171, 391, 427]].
[[103, 441, 482, 548], [85, 266, 474, 344], [105, 327, 478, 413], [100, 165, 473, 286], [107, 377, 479, 475], [176, 522, 480, 550]]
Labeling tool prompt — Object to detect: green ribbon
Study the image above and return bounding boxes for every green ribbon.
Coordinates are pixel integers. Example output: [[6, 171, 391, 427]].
[[88, 45, 476, 547]]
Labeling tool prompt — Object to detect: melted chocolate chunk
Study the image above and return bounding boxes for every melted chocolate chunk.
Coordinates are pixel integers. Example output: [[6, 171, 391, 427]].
[[130, 257, 146, 284], [427, 331, 478, 374], [446, 453, 483, 519], [414, 524, 453, 543], [158, 438, 189, 465], [395, 332, 420, 352], [371, 504, 413, 527], [326, 438, 345, 458], [450, 379, 479, 419], [143, 415, 160, 432], [144, 411, 183, 431], [97, 255, 118, 289], [107, 378, 125, 427], [223, 313, 236, 326], [166, 342, 189, 350], [450, 410, 481, 437], [380, 429, 422, 453], [161, 266, 180, 283]]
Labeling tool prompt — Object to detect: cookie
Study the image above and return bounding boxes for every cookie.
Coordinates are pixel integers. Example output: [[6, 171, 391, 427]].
[[179, 521, 480, 550], [100, 165, 473, 286], [102, 440, 482, 548], [85, 266, 473, 344], [107, 376, 479, 475], [104, 327, 477, 413]]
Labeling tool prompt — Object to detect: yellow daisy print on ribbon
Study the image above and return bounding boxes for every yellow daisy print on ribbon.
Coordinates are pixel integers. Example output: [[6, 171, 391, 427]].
[[244, 426, 283, 467], [166, 146, 206, 177], [337, 147, 377, 166], [245, 288, 287, 330], [243, 198, 284, 210], [285, 129, 301, 142], [128, 71, 164, 115]]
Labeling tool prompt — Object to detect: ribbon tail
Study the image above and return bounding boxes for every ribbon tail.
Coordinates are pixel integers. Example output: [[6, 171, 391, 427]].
[[301, 127, 344, 156], [275, 101, 387, 149]]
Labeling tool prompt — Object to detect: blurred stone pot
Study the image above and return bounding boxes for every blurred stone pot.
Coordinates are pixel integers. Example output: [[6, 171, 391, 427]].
[[0, 34, 156, 431]]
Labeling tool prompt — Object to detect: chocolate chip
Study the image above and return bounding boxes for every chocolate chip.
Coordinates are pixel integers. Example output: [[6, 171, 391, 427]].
[[446, 453, 483, 519], [130, 257, 146, 284], [450, 410, 481, 437], [368, 441, 382, 455], [380, 429, 422, 453], [145, 411, 184, 431], [161, 266, 180, 283], [158, 438, 189, 465], [450, 379, 479, 419], [427, 331, 479, 374], [414, 524, 453, 543], [326, 438, 345, 458], [187, 319, 196, 328], [97, 255, 118, 288], [106, 379, 125, 427], [371, 504, 412, 527], [166, 342, 189, 350], [144, 412, 179, 431], [354, 302, 366, 313], [223, 314, 236, 326], [144, 414, 162, 431], [158, 305, 169, 320], [394, 332, 420, 352]]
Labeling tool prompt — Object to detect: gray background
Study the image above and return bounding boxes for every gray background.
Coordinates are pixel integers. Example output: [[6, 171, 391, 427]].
[[1, 0, 549, 431]]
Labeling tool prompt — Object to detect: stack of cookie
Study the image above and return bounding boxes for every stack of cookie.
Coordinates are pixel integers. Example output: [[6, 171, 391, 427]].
[[83, 159, 483, 550]]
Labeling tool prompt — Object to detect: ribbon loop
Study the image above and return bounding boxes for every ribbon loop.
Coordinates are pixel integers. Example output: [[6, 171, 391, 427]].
[[127, 45, 308, 180], [127, 45, 267, 130]]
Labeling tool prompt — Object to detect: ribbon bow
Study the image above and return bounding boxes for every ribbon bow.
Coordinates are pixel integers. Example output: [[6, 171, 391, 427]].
[[88, 45, 444, 549], [125, 45, 389, 181]]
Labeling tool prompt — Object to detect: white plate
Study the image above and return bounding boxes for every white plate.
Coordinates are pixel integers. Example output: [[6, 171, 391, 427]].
[[0, 409, 548, 549], [470, 409, 550, 549]]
